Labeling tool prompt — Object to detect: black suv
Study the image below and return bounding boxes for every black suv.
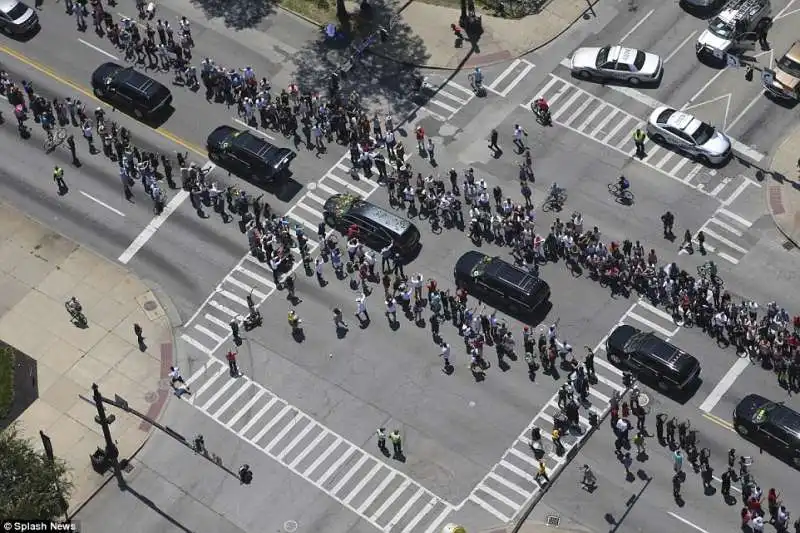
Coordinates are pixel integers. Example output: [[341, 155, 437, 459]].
[[323, 194, 421, 257], [606, 325, 700, 392], [454, 251, 550, 314], [207, 125, 296, 182], [733, 394, 800, 468], [91, 63, 172, 119]]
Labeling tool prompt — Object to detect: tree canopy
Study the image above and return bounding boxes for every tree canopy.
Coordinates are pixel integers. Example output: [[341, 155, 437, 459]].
[[0, 424, 72, 520]]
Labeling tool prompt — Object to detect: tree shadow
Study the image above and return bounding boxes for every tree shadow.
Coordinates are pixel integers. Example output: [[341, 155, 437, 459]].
[[189, 0, 277, 29], [292, 0, 430, 120]]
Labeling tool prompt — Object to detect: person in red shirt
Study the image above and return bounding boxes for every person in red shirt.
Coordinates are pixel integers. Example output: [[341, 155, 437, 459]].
[[415, 125, 425, 151], [226, 350, 239, 377]]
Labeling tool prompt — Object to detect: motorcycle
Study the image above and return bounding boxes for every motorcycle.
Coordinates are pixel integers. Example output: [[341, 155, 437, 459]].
[[531, 102, 552, 126], [243, 311, 263, 331]]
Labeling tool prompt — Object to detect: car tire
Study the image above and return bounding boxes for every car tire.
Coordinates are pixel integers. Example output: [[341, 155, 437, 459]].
[[578, 70, 592, 80], [628, 77, 641, 86], [734, 424, 748, 436]]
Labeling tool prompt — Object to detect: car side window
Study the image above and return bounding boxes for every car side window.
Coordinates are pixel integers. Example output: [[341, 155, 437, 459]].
[[615, 63, 630, 72], [600, 62, 615, 70]]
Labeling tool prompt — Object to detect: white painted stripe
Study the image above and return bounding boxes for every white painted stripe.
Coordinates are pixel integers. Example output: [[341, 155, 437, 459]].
[[717, 252, 740, 264], [251, 404, 292, 445], [224, 389, 266, 428], [470, 494, 511, 522], [717, 208, 752, 228], [238, 396, 278, 436], [419, 106, 448, 122], [204, 313, 230, 331], [200, 376, 237, 411], [701, 227, 748, 253], [371, 478, 411, 520], [577, 102, 607, 132], [668, 156, 689, 176], [235, 265, 277, 290], [305, 191, 327, 206], [563, 97, 595, 127], [437, 88, 469, 106], [588, 386, 611, 403], [315, 181, 339, 196], [721, 180, 751, 205], [388, 487, 425, 528], [213, 381, 251, 418], [498, 459, 536, 483], [729, 138, 765, 163], [264, 412, 304, 452], [709, 181, 728, 197], [216, 289, 247, 309], [78, 38, 120, 60], [480, 484, 521, 510], [508, 447, 539, 467], [445, 80, 475, 97], [289, 429, 328, 468], [708, 217, 743, 236], [277, 420, 316, 461], [423, 506, 452, 533], [225, 276, 268, 300], [487, 59, 521, 91], [185, 359, 222, 387], [602, 116, 631, 143], [80, 191, 126, 216], [118, 190, 189, 264], [551, 90, 585, 121], [194, 324, 225, 343], [626, 312, 675, 338], [187, 366, 227, 405], [592, 353, 624, 375], [324, 172, 370, 197], [286, 211, 318, 233], [699, 357, 750, 412], [295, 200, 324, 219], [488, 472, 529, 498], [429, 98, 460, 114], [636, 300, 676, 322], [655, 151, 675, 169], [533, 76, 561, 103], [667, 512, 710, 533], [356, 471, 395, 512], [493, 62, 535, 97], [332, 454, 371, 496], [664, 30, 698, 64], [590, 109, 618, 137], [609, 83, 664, 109], [233, 118, 276, 140], [619, 8, 655, 44], [335, 161, 352, 173], [683, 164, 703, 184], [180, 334, 213, 355], [315, 442, 353, 483], [594, 371, 626, 392], [400, 497, 437, 533], [209, 299, 239, 317]]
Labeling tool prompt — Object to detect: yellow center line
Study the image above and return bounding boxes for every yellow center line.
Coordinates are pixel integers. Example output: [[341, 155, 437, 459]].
[[0, 44, 207, 158], [702, 412, 734, 432]]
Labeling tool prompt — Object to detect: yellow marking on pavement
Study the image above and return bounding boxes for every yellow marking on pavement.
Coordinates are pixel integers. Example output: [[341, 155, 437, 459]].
[[0, 45, 206, 157], [702, 412, 734, 431]]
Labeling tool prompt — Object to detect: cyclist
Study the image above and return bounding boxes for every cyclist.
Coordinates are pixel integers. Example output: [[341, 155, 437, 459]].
[[618, 175, 630, 192], [702, 260, 717, 279], [548, 182, 563, 202], [533, 97, 549, 115], [581, 464, 596, 487], [472, 67, 483, 88]]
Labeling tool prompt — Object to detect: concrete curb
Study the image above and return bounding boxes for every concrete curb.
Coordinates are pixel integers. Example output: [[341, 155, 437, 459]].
[[278, 4, 325, 28], [764, 125, 800, 248]]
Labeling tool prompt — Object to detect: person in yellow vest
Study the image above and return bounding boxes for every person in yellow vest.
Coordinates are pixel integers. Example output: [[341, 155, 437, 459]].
[[633, 129, 646, 159], [552, 428, 563, 456], [53, 165, 67, 193], [389, 429, 403, 458], [535, 459, 549, 484]]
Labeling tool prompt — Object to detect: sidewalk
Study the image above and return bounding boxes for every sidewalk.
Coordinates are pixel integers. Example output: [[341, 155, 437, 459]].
[[0, 203, 178, 516], [766, 124, 800, 247]]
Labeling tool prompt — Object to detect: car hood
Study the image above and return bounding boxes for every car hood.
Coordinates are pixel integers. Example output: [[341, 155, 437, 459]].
[[570, 47, 602, 70], [735, 393, 770, 421], [91, 62, 123, 87], [774, 69, 800, 90], [606, 324, 638, 352], [455, 250, 486, 278], [11, 4, 35, 24], [701, 130, 731, 156], [206, 125, 237, 149], [697, 30, 731, 53], [323, 193, 352, 215]]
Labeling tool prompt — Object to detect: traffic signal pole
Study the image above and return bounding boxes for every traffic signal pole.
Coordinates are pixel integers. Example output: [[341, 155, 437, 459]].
[[91, 383, 125, 487]]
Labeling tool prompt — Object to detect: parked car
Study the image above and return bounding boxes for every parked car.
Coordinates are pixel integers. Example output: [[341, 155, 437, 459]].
[[763, 40, 800, 101], [606, 324, 701, 392], [733, 394, 800, 468], [91, 63, 172, 119], [0, 0, 38, 35], [647, 106, 731, 164], [454, 251, 550, 314], [569, 45, 663, 85], [322, 194, 420, 257], [206, 125, 296, 182]]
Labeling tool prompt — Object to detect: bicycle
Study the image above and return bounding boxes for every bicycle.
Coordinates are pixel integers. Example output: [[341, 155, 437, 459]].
[[696, 264, 724, 287], [608, 182, 634, 204], [541, 188, 567, 212], [44, 128, 67, 152]]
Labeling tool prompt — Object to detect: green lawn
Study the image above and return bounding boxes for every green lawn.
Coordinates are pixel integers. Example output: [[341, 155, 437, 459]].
[[0, 346, 14, 420], [280, 0, 335, 24]]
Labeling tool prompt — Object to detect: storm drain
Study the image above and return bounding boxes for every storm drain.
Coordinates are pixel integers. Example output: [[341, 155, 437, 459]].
[[546, 514, 561, 527], [782, 240, 796, 251]]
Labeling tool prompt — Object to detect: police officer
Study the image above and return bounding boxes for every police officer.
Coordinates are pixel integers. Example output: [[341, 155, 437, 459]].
[[66, 134, 79, 166], [53, 165, 67, 192], [388, 429, 403, 458], [633, 128, 646, 158], [661, 211, 675, 237]]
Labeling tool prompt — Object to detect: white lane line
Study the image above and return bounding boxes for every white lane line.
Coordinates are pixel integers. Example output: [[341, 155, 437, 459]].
[[717, 208, 752, 228], [699, 358, 750, 412], [199, 377, 237, 411], [667, 512, 711, 533], [118, 189, 189, 264], [343, 462, 383, 505], [224, 389, 266, 428], [387, 487, 425, 528], [423, 507, 453, 533], [313, 441, 352, 482], [289, 429, 328, 469], [686, 68, 727, 105], [194, 324, 225, 343], [233, 118, 275, 140], [636, 300, 675, 322], [78, 38, 120, 61], [663, 30, 698, 64], [594, 371, 626, 392], [498, 460, 536, 483], [250, 404, 292, 445], [626, 312, 675, 338], [729, 138, 765, 163], [619, 9, 655, 44], [264, 412, 304, 452], [331, 454, 371, 496], [487, 59, 520, 91], [721, 180, 752, 206], [80, 191, 125, 216], [775, 0, 799, 19], [209, 299, 239, 317], [185, 359, 222, 387], [497, 62, 535, 98], [487, 472, 529, 498], [400, 497, 437, 533]]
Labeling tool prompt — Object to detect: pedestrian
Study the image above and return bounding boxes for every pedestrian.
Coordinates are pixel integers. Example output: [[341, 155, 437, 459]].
[[82, 121, 95, 153], [655, 413, 666, 443], [756, 17, 772, 50], [488, 128, 499, 152], [701, 463, 714, 489], [661, 211, 674, 237], [415, 125, 425, 152], [315, 256, 326, 285], [376, 427, 387, 452], [622, 451, 633, 476], [333, 308, 349, 330], [392, 252, 405, 278], [440, 342, 451, 371], [133, 323, 144, 344], [673, 449, 683, 473], [633, 431, 646, 454], [230, 319, 241, 344], [721, 469, 732, 497], [512, 124, 527, 151], [552, 428, 563, 455], [633, 128, 646, 158], [168, 366, 186, 387], [634, 404, 646, 431], [226, 350, 239, 376], [697, 230, 706, 254], [535, 460, 549, 484], [65, 135, 79, 166], [355, 294, 369, 323], [53, 165, 67, 193], [385, 297, 397, 324], [380, 240, 393, 272], [389, 429, 403, 458], [426, 137, 435, 163], [681, 229, 693, 252], [666, 416, 677, 446]]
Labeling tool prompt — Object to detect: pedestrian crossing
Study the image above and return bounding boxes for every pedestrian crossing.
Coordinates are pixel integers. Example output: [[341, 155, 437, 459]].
[[679, 207, 754, 265], [485, 59, 536, 98], [609, 299, 681, 340], [182, 358, 454, 533], [521, 74, 729, 199]]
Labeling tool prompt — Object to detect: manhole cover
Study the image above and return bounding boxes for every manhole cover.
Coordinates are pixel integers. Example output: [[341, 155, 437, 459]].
[[782, 240, 796, 251], [638, 394, 650, 407], [144, 391, 158, 403], [143, 300, 158, 311], [283, 520, 298, 532], [546, 514, 561, 527]]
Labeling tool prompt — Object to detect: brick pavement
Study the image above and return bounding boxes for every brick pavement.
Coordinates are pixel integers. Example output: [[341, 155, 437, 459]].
[[766, 124, 800, 247], [0, 203, 178, 516]]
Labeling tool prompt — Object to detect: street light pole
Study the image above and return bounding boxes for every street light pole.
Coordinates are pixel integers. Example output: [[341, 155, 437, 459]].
[[91, 383, 124, 487]]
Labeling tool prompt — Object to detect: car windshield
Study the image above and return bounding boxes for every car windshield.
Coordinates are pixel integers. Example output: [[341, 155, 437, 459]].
[[5, 2, 28, 18], [708, 18, 734, 39], [623, 332, 648, 352], [471, 255, 493, 278], [634, 51, 646, 70], [596, 46, 611, 67], [691, 122, 716, 145], [777, 54, 800, 78], [752, 402, 778, 424]]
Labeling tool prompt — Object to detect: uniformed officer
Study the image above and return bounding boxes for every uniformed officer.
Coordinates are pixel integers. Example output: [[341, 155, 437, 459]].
[[53, 166, 67, 192], [633, 128, 647, 158], [388, 429, 403, 458]]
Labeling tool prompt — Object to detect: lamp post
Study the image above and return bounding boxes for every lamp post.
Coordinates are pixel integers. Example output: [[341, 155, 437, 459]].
[[91, 383, 124, 486]]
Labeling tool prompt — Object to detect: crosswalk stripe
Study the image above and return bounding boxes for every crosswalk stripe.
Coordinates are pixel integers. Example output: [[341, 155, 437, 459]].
[[194, 324, 225, 343], [181, 333, 213, 355], [325, 172, 370, 197], [479, 484, 521, 510], [423, 506, 453, 533], [188, 366, 227, 405], [209, 299, 239, 317], [708, 216, 743, 236], [289, 428, 328, 468], [627, 311, 675, 338], [225, 275, 268, 300], [204, 313, 230, 330], [185, 358, 222, 387], [213, 381, 251, 418], [332, 454, 371, 496], [577, 102, 607, 131], [314, 441, 353, 483], [637, 300, 675, 322], [435, 90, 468, 107], [445, 80, 475, 98], [590, 108, 618, 137], [251, 404, 292, 445], [508, 446, 539, 467], [487, 59, 521, 91], [684, 164, 703, 183], [305, 191, 327, 206], [239, 396, 278, 436], [642, 145, 662, 163], [224, 389, 266, 428], [277, 420, 316, 461], [234, 265, 277, 290], [401, 497, 437, 533], [316, 181, 339, 196], [669, 156, 690, 175], [487, 471, 529, 498], [218, 288, 248, 308], [701, 227, 748, 253], [533, 76, 561, 102], [717, 208, 752, 228], [588, 386, 611, 403], [563, 97, 595, 127], [295, 200, 324, 219], [264, 412, 304, 451], [200, 376, 237, 411], [594, 371, 625, 392], [592, 353, 624, 374], [498, 459, 536, 483], [655, 151, 675, 169], [286, 211, 318, 233], [470, 493, 511, 523], [371, 478, 411, 520], [355, 469, 394, 511], [551, 90, 584, 121], [602, 115, 632, 143], [387, 486, 425, 528]]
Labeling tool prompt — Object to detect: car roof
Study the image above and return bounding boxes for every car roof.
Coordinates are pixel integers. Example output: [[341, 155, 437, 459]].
[[233, 131, 278, 157], [0, 0, 21, 12], [485, 258, 541, 293], [350, 201, 411, 232], [608, 46, 638, 66], [666, 110, 701, 133]]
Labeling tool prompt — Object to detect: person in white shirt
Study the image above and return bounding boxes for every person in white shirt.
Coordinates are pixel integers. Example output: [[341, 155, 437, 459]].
[[440, 342, 451, 371], [385, 297, 397, 323]]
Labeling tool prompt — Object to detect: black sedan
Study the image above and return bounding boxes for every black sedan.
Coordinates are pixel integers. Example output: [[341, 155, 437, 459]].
[[733, 394, 800, 468], [91, 63, 172, 120], [606, 325, 700, 392], [207, 126, 296, 182]]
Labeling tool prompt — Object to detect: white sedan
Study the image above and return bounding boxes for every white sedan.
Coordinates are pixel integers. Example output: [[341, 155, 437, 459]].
[[569, 45, 663, 85], [646, 106, 731, 165]]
